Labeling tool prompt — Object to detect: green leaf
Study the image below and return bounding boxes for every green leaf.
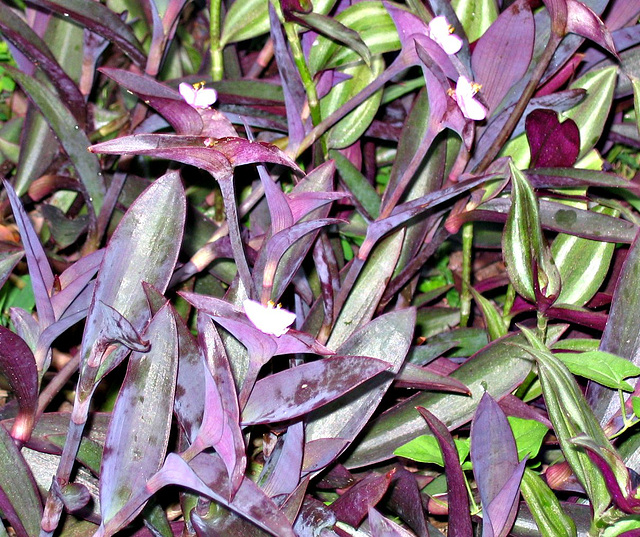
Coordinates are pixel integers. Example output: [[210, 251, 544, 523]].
[[394, 435, 470, 466], [308, 1, 399, 74], [503, 161, 560, 302], [520, 468, 577, 537], [517, 327, 612, 519], [560, 66, 617, 158], [451, 0, 498, 42], [470, 287, 508, 340], [602, 516, 640, 537], [322, 56, 385, 150], [296, 12, 371, 68], [632, 396, 640, 419], [7, 67, 105, 214], [557, 350, 640, 391], [327, 230, 404, 349], [632, 75, 640, 138], [552, 338, 600, 352], [551, 205, 616, 306], [507, 417, 548, 461], [331, 150, 381, 219], [306, 309, 415, 452], [345, 326, 566, 468], [0, 424, 42, 537]]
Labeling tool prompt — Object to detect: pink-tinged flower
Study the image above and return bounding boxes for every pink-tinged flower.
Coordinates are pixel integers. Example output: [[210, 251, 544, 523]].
[[243, 299, 296, 337], [427, 16, 463, 55], [451, 76, 487, 121], [179, 81, 218, 109]]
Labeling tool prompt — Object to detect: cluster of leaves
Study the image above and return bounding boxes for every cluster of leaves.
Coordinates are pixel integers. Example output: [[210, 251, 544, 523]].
[[0, 0, 639, 535]]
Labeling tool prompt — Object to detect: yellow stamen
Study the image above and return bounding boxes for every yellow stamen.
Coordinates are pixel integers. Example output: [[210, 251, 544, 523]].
[[448, 24, 455, 34], [471, 82, 482, 94], [193, 81, 206, 90]]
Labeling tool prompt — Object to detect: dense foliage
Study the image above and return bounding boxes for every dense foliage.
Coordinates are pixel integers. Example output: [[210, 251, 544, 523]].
[[0, 0, 639, 535]]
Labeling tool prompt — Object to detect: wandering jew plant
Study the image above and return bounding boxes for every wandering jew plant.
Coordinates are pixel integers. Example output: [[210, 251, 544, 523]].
[[0, 0, 638, 536]]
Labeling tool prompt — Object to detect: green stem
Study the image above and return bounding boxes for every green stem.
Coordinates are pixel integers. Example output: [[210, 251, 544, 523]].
[[459, 222, 473, 327], [283, 21, 321, 127], [210, 0, 224, 81], [473, 31, 563, 174]]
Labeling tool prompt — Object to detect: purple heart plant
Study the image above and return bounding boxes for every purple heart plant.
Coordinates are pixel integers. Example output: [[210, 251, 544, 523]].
[[0, 0, 639, 535]]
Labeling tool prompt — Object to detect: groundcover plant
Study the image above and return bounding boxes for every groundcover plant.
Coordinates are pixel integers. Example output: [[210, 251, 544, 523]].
[[0, 0, 639, 535]]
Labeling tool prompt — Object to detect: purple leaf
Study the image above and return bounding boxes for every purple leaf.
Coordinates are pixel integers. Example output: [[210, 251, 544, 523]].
[[89, 134, 301, 180], [0, 326, 38, 443], [79, 172, 185, 385], [330, 470, 395, 527], [242, 355, 390, 425], [566, 0, 618, 58], [394, 363, 471, 394], [99, 304, 178, 532], [0, 423, 42, 537], [104, 452, 295, 537], [417, 407, 472, 537], [143, 283, 205, 444], [471, 393, 519, 508], [54, 481, 91, 513], [99, 67, 204, 134], [187, 453, 295, 536], [483, 459, 527, 537], [306, 309, 415, 460], [470, 393, 522, 537], [269, 3, 307, 149], [368, 507, 416, 537], [302, 438, 350, 473], [4, 180, 55, 328], [570, 434, 640, 514], [471, 0, 534, 114], [50, 249, 104, 319], [28, 0, 146, 66], [587, 229, 640, 425], [0, 2, 86, 126], [260, 218, 345, 298], [261, 421, 304, 498], [294, 496, 337, 536], [195, 313, 246, 497], [526, 109, 580, 168], [386, 467, 429, 537]]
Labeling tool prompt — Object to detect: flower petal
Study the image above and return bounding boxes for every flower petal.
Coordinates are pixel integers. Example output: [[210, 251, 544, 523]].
[[428, 16, 462, 55], [193, 88, 218, 109], [179, 82, 196, 107], [243, 300, 296, 337], [455, 76, 488, 121]]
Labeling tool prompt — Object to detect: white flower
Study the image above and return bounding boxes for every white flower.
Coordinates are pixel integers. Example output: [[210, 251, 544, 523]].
[[179, 82, 218, 109], [452, 76, 487, 121], [427, 16, 463, 55], [243, 299, 296, 337]]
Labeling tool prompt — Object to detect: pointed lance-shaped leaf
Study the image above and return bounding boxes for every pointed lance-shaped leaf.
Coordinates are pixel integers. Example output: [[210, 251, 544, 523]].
[[99, 68, 204, 135], [0, 326, 38, 443], [517, 326, 612, 518], [0, 2, 86, 126], [330, 470, 395, 528], [0, 423, 42, 537], [4, 180, 55, 330], [566, 0, 618, 58], [471, 393, 523, 537], [28, 0, 146, 65], [99, 304, 178, 533], [502, 162, 560, 304], [195, 313, 245, 498], [79, 172, 185, 387], [242, 355, 390, 425], [417, 406, 473, 537]]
